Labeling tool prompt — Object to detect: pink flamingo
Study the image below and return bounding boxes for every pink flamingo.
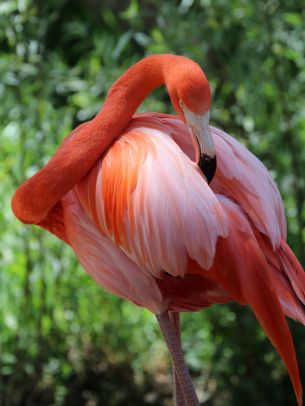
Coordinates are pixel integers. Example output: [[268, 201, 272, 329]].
[[12, 54, 305, 405]]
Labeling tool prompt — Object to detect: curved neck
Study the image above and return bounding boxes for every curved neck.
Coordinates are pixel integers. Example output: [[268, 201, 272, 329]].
[[94, 54, 178, 138], [12, 54, 183, 224]]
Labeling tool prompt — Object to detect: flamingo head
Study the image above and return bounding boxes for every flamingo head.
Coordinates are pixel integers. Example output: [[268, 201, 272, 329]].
[[168, 61, 216, 184]]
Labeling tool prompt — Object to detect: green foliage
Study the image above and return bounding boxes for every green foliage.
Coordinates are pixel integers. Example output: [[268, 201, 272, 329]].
[[1, 0, 305, 405]]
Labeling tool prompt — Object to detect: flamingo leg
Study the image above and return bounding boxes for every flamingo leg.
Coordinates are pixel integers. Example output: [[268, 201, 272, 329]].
[[170, 312, 186, 406], [156, 311, 199, 406]]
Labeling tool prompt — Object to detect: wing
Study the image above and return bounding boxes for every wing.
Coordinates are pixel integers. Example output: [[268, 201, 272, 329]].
[[210, 126, 286, 249], [74, 123, 229, 278], [212, 196, 302, 405], [62, 192, 164, 314], [132, 114, 286, 250]]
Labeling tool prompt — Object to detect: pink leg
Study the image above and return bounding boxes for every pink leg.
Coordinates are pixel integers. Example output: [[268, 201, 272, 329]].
[[170, 312, 186, 406], [156, 311, 199, 406]]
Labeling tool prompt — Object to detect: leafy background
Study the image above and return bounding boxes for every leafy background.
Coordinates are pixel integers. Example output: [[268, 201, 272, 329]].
[[1, 0, 305, 405]]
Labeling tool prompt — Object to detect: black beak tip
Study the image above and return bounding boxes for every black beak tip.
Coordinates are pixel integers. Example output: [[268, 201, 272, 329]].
[[199, 154, 217, 184]]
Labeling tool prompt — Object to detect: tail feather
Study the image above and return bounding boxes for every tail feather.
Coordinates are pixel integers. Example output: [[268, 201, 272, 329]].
[[242, 241, 302, 406], [256, 233, 305, 325], [217, 236, 302, 405], [215, 198, 303, 405], [279, 240, 305, 307]]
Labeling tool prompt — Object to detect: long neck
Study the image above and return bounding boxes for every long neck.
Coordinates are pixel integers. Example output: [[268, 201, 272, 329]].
[[12, 54, 180, 224], [93, 54, 176, 137]]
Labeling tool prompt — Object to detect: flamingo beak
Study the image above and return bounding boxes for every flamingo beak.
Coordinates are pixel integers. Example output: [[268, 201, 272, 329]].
[[181, 105, 217, 183]]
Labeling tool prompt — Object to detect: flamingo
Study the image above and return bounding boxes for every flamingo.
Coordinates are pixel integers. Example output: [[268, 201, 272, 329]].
[[12, 54, 305, 405]]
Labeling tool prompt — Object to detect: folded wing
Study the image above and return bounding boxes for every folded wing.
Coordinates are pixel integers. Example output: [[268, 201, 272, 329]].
[[211, 126, 287, 249], [75, 124, 229, 278]]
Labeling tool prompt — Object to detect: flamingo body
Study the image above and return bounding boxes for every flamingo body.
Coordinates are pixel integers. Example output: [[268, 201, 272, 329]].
[[61, 113, 291, 309], [11, 55, 305, 405], [56, 113, 305, 403]]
